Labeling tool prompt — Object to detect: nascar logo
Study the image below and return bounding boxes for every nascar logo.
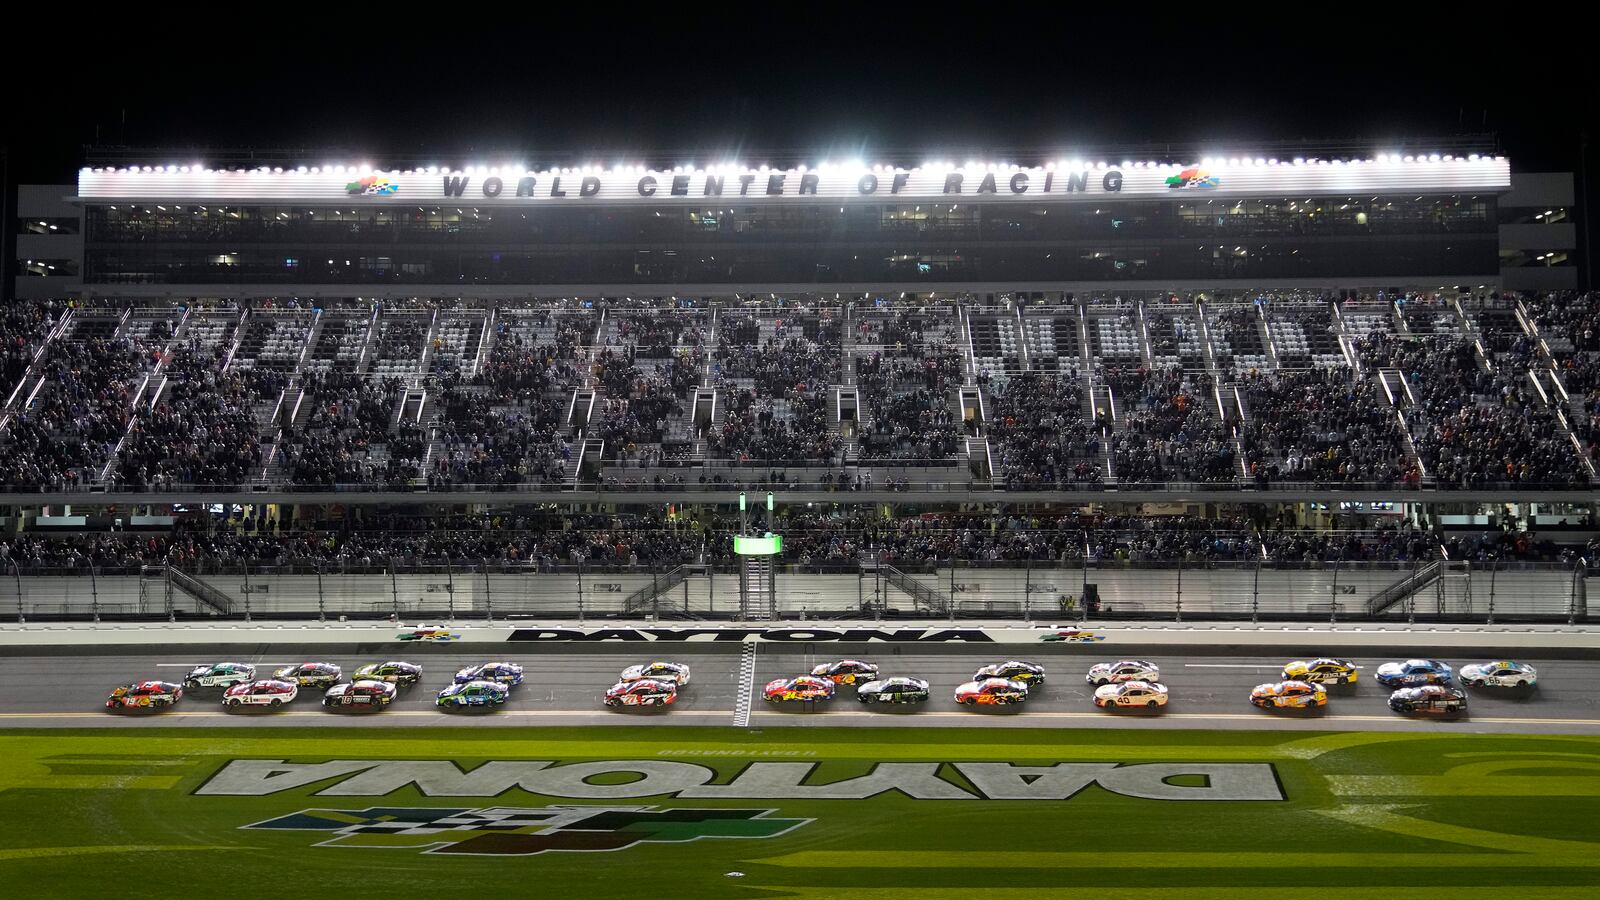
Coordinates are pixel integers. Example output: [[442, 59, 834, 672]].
[[243, 805, 807, 856]]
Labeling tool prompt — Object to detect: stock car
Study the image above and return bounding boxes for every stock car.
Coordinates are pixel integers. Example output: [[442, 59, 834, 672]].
[[1093, 680, 1169, 709], [183, 662, 256, 689], [272, 662, 343, 688], [620, 661, 692, 685], [105, 681, 183, 710], [1460, 660, 1538, 688], [222, 680, 298, 707], [437, 680, 510, 709], [1282, 658, 1359, 685], [1086, 660, 1160, 686], [974, 661, 1046, 685], [352, 661, 423, 686], [453, 662, 524, 686], [1249, 680, 1329, 710], [855, 677, 931, 704], [1389, 684, 1469, 716], [604, 678, 679, 708], [1375, 659, 1454, 687], [322, 680, 398, 710], [763, 676, 836, 703], [955, 678, 1030, 706], [811, 659, 881, 685]]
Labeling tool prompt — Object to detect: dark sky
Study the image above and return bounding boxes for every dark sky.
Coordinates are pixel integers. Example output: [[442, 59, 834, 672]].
[[4, 19, 1593, 177]]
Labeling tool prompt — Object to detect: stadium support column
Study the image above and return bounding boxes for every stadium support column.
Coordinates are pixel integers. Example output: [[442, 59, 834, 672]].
[[445, 558, 456, 624], [89, 564, 100, 624], [1329, 559, 1340, 625], [1487, 560, 1497, 625], [13, 562, 23, 624], [1174, 557, 1183, 624], [1251, 554, 1261, 625], [315, 562, 325, 623], [242, 566, 253, 624]]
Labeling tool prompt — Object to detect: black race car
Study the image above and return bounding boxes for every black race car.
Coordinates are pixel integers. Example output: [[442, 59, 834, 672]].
[[974, 660, 1045, 685], [351, 661, 423, 686]]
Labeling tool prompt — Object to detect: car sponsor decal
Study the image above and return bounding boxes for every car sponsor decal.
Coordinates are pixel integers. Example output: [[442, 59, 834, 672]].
[[399, 629, 460, 642], [1039, 630, 1106, 643], [242, 805, 809, 856]]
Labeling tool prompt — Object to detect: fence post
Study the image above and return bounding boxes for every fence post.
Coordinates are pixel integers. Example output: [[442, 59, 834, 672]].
[[1024, 556, 1031, 614], [1570, 563, 1581, 626], [1174, 557, 1183, 624], [1329, 558, 1340, 625], [389, 560, 400, 623], [1486, 560, 1496, 626], [1406, 556, 1417, 626], [90, 564, 101, 624], [651, 571, 660, 622], [13, 562, 23, 624], [164, 565, 174, 623], [315, 562, 326, 623], [242, 565, 253, 624], [445, 558, 456, 624], [1251, 556, 1261, 625], [482, 559, 493, 624]]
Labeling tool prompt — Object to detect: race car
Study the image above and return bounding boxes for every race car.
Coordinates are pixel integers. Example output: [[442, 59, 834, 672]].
[[106, 681, 183, 710], [1375, 659, 1454, 687], [1086, 660, 1160, 686], [955, 678, 1030, 705], [1459, 660, 1538, 688], [1249, 680, 1328, 710], [855, 677, 931, 704], [272, 662, 343, 688], [1093, 680, 1169, 709], [437, 680, 510, 709], [352, 661, 423, 686], [763, 676, 836, 703], [183, 662, 256, 688], [453, 662, 524, 686], [974, 661, 1046, 685], [1389, 684, 1468, 716], [322, 680, 397, 709], [1282, 658, 1359, 685], [620, 661, 692, 685], [811, 659, 881, 685], [604, 678, 679, 708], [222, 679, 298, 708]]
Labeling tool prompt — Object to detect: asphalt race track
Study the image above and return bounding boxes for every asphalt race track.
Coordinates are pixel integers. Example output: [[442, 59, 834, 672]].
[[2, 644, 1597, 735]]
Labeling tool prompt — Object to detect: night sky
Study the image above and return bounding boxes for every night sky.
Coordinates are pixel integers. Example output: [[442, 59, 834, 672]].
[[2, 18, 1595, 278]]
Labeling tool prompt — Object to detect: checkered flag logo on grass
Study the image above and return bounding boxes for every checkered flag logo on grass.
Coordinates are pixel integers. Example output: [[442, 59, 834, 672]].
[[243, 805, 810, 855]]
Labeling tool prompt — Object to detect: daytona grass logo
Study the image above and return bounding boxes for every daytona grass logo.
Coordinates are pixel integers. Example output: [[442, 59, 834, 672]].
[[199, 759, 1286, 802], [244, 805, 807, 856]]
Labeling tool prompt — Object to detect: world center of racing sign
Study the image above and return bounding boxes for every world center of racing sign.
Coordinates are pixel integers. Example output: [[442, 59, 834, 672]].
[[76, 156, 1510, 206]]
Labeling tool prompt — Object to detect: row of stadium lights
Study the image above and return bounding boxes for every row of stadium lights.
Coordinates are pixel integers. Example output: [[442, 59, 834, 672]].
[[82, 153, 1498, 177]]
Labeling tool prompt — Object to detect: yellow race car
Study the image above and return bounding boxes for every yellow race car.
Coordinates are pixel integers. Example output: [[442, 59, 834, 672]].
[[1282, 658, 1358, 685]]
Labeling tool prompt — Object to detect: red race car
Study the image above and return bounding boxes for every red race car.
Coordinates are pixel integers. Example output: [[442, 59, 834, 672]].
[[763, 676, 836, 703], [605, 678, 679, 708], [954, 677, 1029, 706]]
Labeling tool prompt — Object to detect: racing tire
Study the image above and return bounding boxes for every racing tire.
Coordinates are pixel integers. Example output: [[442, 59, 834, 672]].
[[227, 698, 242, 707], [269, 698, 282, 707], [1146, 700, 1158, 708]]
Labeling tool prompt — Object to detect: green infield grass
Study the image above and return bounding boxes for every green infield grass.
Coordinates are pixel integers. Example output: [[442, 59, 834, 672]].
[[1, 726, 1598, 898]]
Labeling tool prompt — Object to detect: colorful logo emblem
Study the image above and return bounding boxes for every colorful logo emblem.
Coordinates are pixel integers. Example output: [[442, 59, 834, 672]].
[[398, 629, 459, 642], [1165, 168, 1219, 189], [244, 806, 810, 856], [1040, 629, 1106, 643], [346, 175, 398, 196]]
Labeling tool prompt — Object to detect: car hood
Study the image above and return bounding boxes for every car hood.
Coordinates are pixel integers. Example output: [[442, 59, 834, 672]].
[[1376, 663, 1404, 673], [187, 665, 212, 677], [620, 665, 645, 678]]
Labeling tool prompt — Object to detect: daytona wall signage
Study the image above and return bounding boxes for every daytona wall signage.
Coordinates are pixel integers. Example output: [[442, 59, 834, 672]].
[[76, 157, 1511, 206], [506, 627, 997, 642], [199, 759, 1287, 801]]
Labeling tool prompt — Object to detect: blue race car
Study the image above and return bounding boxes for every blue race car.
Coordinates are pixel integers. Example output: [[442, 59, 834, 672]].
[[437, 680, 509, 708], [1375, 658, 1453, 687], [453, 662, 524, 685]]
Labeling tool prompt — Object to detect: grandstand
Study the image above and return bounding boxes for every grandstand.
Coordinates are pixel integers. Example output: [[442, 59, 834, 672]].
[[0, 152, 1592, 624]]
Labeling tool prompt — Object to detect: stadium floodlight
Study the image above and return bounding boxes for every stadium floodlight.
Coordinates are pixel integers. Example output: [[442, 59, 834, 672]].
[[739, 493, 747, 512], [767, 493, 775, 512]]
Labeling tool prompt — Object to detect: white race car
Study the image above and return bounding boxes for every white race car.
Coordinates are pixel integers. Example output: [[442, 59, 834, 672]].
[[184, 662, 256, 688], [1086, 660, 1160, 686], [222, 679, 298, 707], [1093, 680, 1169, 709], [1459, 660, 1538, 688], [620, 661, 692, 685]]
